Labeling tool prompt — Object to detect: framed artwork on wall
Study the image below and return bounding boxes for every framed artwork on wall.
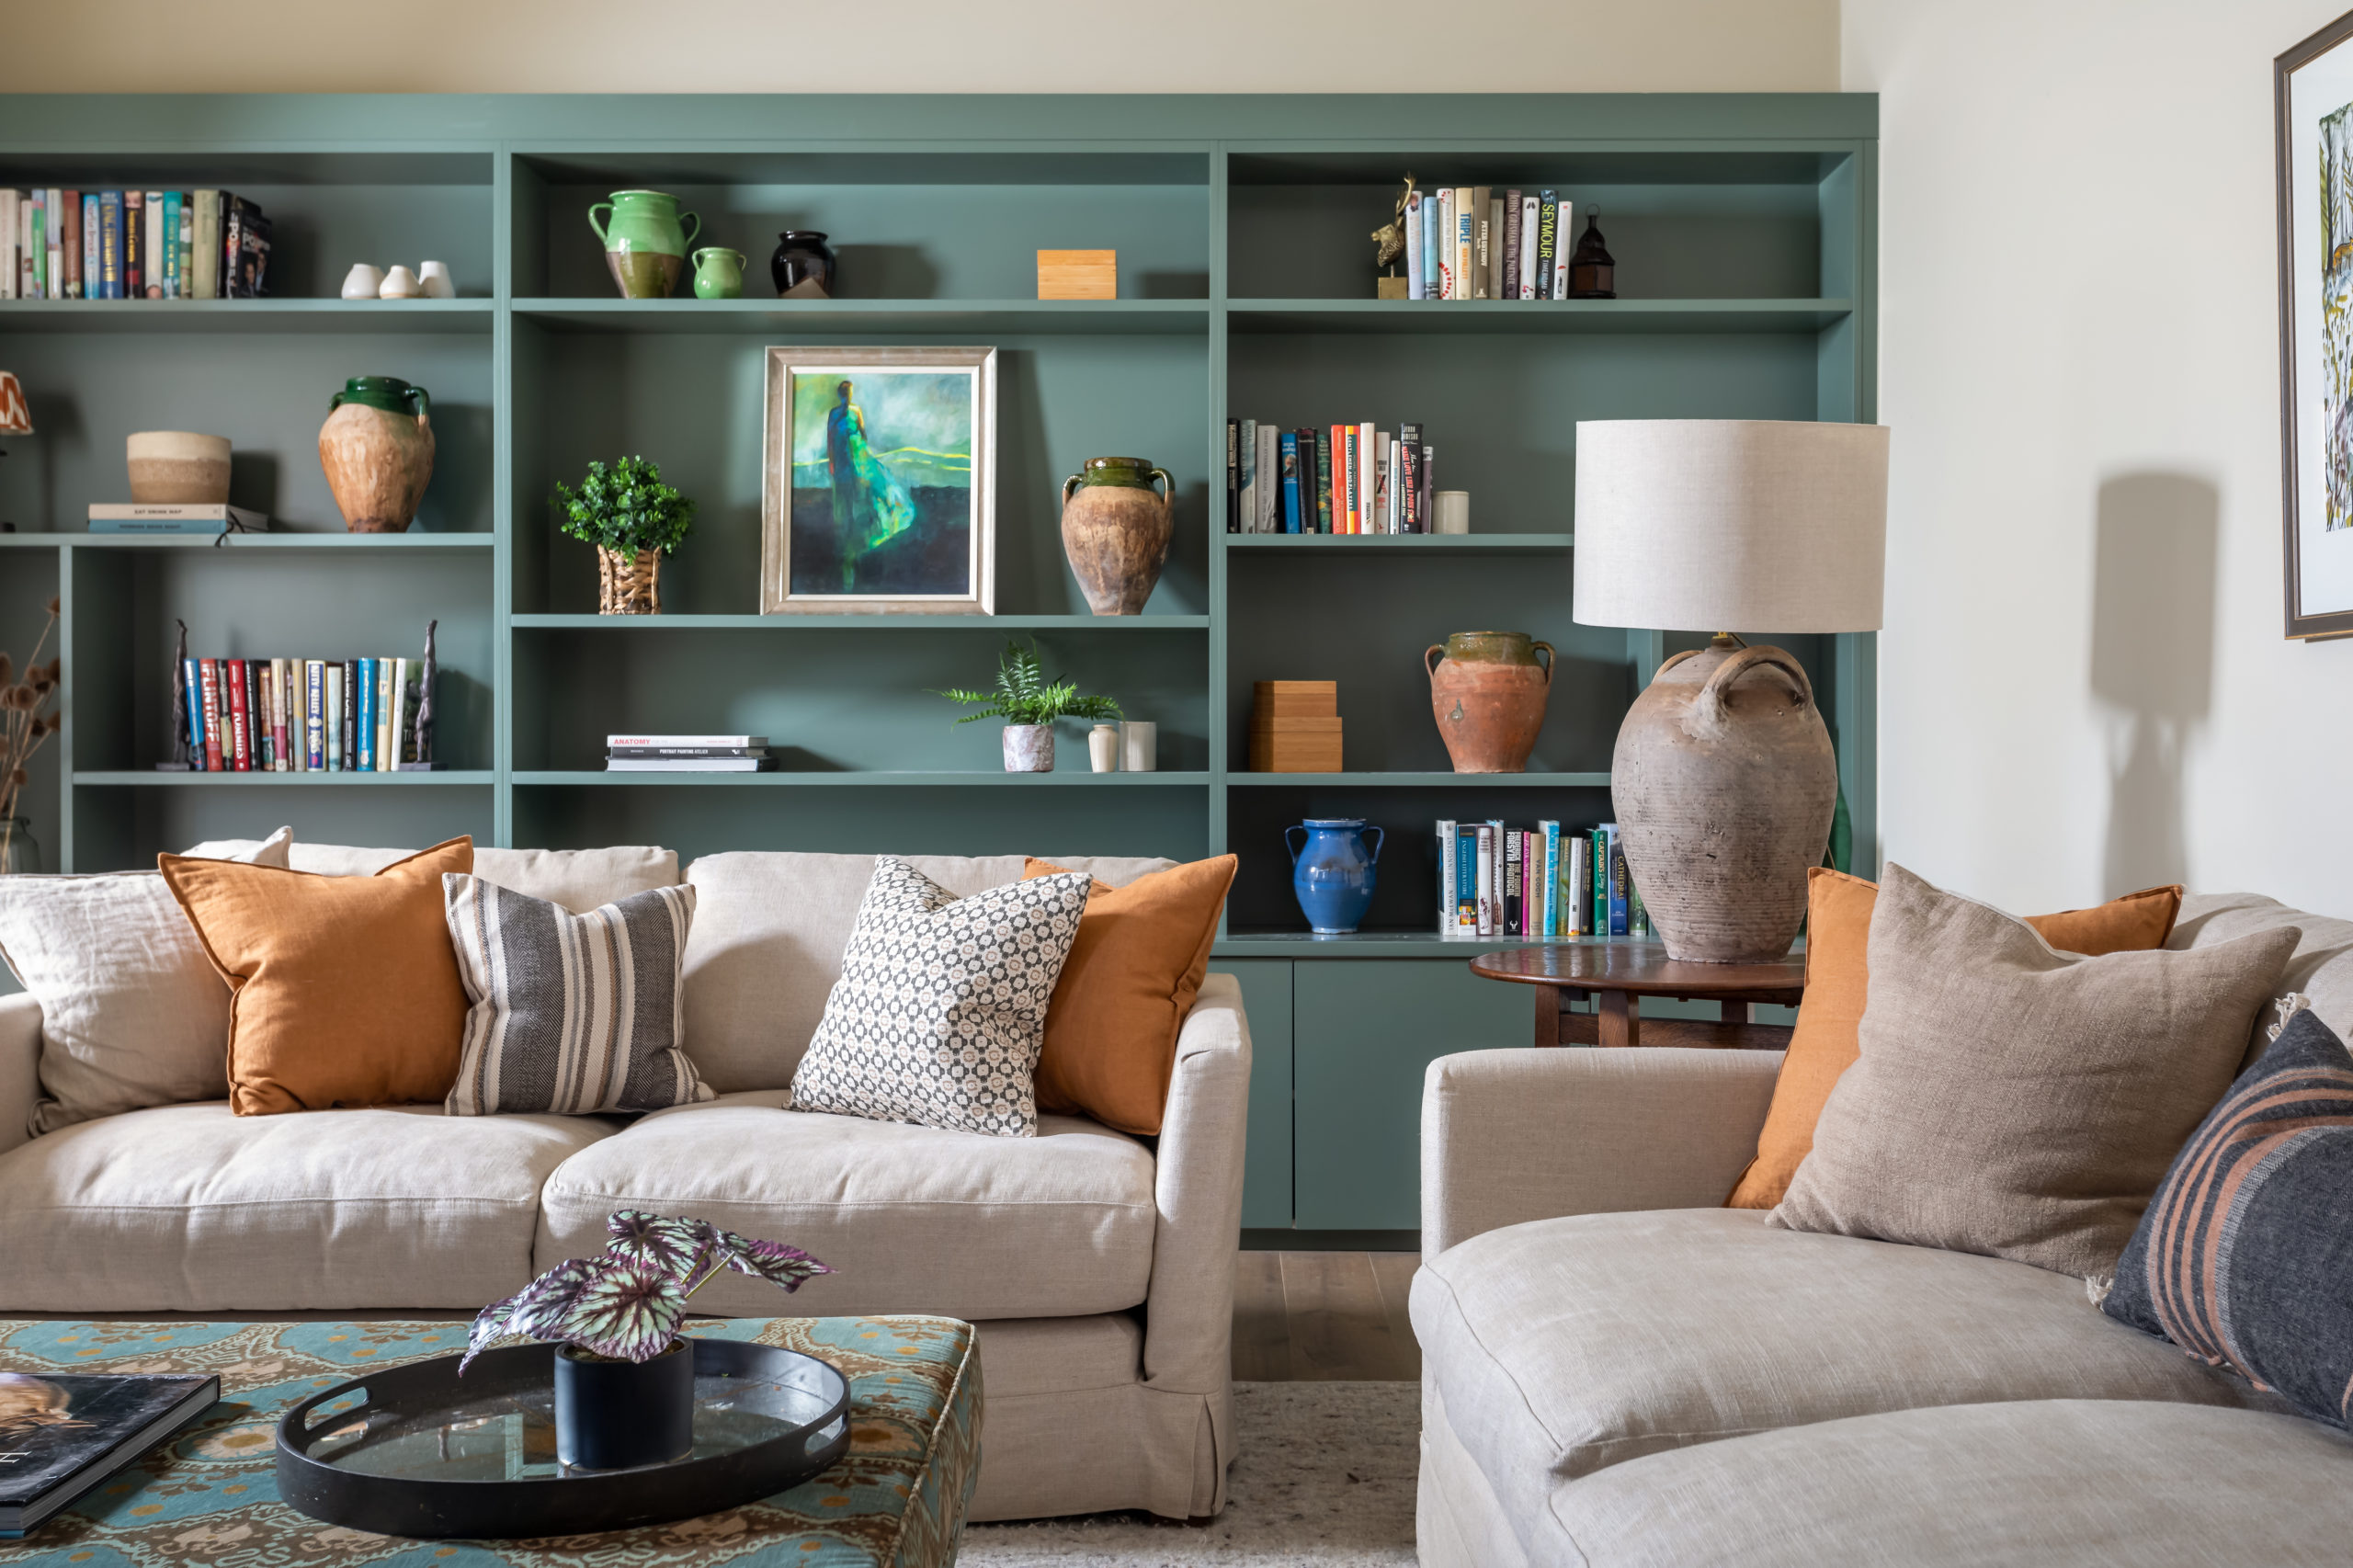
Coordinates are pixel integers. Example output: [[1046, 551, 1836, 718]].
[[2278, 9, 2353, 638], [760, 346, 997, 615]]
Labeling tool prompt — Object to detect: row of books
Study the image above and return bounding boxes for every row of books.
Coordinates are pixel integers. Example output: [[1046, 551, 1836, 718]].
[[179, 656, 430, 773], [606, 733, 774, 772], [1225, 419, 1429, 533], [0, 187, 272, 301], [1438, 819, 1650, 939], [1403, 187, 1578, 303]]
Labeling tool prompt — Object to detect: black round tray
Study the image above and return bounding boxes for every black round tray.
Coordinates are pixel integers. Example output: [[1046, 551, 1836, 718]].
[[275, 1338, 849, 1539]]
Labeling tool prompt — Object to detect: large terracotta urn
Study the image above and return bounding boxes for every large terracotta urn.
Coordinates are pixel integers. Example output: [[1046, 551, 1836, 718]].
[[319, 376, 434, 533], [1612, 642, 1836, 963], [1426, 631, 1553, 773], [1061, 457, 1174, 616]]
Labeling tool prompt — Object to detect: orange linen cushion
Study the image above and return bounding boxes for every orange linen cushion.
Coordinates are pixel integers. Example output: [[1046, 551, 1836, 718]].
[[1724, 868, 2183, 1210], [159, 837, 474, 1117], [1020, 855, 1237, 1136]]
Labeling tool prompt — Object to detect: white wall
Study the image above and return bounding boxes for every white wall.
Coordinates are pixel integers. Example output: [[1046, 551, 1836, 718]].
[[1847, 0, 2353, 915], [0, 0, 1836, 93]]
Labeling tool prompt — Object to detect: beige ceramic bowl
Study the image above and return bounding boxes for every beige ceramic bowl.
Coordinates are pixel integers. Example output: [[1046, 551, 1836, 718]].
[[126, 431, 233, 505]]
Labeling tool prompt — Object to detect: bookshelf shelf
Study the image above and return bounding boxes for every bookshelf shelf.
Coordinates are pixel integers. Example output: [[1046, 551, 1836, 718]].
[[0, 91, 1875, 1237]]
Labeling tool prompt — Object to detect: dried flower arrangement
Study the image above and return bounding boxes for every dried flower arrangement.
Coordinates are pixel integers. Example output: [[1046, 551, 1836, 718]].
[[1, 596, 63, 868]]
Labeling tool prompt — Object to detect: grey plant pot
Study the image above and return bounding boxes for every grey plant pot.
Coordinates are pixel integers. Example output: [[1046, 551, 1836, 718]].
[[1002, 724, 1054, 772]]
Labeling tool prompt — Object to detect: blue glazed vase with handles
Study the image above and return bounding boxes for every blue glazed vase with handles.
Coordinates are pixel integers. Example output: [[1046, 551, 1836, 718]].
[[1286, 817, 1384, 935]]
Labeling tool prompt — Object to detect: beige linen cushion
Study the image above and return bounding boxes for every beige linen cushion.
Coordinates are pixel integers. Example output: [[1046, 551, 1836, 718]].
[[1772, 864, 2299, 1279], [1409, 1207, 2264, 1533], [681, 852, 1175, 1093], [535, 1089, 1156, 1320], [196, 839, 680, 913], [0, 827, 291, 1135]]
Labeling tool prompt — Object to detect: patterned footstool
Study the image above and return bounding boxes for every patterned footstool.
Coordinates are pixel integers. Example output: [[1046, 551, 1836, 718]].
[[0, 1315, 978, 1568]]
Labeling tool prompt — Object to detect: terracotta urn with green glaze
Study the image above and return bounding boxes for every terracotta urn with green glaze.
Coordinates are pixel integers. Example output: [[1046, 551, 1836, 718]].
[[588, 191, 701, 300], [1061, 456, 1174, 616], [318, 376, 433, 534], [1426, 631, 1555, 773]]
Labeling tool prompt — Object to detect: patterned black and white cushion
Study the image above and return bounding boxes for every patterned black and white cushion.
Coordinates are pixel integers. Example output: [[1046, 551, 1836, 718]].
[[441, 874, 714, 1115], [790, 856, 1092, 1137]]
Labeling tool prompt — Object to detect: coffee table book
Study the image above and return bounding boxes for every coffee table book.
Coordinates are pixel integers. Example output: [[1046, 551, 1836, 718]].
[[0, 1372, 218, 1538]]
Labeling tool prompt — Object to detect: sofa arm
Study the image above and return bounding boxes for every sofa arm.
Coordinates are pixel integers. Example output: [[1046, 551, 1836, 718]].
[[1421, 1047, 1782, 1259], [0, 993, 40, 1156], [1142, 972, 1250, 1395]]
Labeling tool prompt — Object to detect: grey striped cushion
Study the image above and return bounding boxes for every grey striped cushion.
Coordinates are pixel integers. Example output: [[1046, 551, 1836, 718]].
[[441, 874, 714, 1116]]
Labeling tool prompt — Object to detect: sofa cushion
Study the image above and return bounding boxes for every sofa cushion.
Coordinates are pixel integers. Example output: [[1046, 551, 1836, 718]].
[[193, 840, 682, 914], [680, 851, 1175, 1093], [1411, 1209, 2268, 1532], [0, 1101, 615, 1311], [536, 1089, 1156, 1320], [2175, 892, 2353, 1068], [1540, 1399, 2353, 1568]]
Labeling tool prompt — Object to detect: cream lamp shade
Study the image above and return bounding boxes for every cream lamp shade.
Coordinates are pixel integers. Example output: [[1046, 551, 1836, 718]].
[[0, 371, 30, 437], [1572, 419, 1888, 632]]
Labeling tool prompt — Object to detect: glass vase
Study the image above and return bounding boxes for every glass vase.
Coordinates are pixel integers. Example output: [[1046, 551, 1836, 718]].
[[0, 816, 40, 874]]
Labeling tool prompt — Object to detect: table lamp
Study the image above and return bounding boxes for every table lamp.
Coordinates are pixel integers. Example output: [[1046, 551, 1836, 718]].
[[1573, 419, 1889, 962], [0, 371, 28, 533]]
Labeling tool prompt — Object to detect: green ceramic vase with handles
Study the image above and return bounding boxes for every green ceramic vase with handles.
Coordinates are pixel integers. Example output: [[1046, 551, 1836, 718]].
[[691, 246, 746, 301], [588, 190, 701, 300], [1060, 456, 1175, 616], [319, 376, 435, 533]]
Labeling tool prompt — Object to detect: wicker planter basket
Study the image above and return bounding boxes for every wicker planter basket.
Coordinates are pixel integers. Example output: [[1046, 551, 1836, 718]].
[[597, 548, 662, 615]]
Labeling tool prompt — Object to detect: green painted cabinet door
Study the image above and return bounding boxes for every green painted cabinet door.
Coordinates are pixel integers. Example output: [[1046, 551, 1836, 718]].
[[1293, 960, 1534, 1232], [1211, 960, 1293, 1230]]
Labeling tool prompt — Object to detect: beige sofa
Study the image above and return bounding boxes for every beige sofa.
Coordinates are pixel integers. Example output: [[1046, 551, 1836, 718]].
[[0, 845, 1250, 1523], [1413, 892, 2353, 1567]]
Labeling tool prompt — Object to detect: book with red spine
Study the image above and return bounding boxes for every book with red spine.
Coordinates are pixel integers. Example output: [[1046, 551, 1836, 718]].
[[273, 659, 295, 770], [1340, 426, 1358, 533], [226, 660, 251, 771], [197, 660, 223, 772]]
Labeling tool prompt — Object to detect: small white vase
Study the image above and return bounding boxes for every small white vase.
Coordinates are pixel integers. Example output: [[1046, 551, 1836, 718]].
[[417, 260, 455, 299], [1120, 720, 1157, 773], [1003, 724, 1054, 773], [1088, 724, 1121, 773], [340, 263, 385, 301], [379, 265, 423, 300]]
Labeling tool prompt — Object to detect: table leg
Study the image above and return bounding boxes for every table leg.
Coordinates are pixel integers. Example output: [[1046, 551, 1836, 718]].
[[1534, 986, 1561, 1047], [1597, 990, 1639, 1048], [1719, 1000, 1753, 1025]]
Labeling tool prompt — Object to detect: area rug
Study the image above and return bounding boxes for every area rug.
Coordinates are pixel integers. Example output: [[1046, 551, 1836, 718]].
[[961, 1381, 1419, 1567]]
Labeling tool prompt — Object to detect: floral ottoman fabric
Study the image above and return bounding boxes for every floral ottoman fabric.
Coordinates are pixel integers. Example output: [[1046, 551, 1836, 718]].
[[0, 1315, 978, 1568]]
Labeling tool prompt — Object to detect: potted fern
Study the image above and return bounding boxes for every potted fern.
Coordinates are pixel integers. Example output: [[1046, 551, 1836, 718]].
[[937, 638, 1121, 772], [552, 457, 696, 615]]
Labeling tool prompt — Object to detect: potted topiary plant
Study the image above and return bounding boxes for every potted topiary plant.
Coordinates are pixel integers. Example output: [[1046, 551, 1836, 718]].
[[936, 638, 1121, 773], [462, 1210, 829, 1471], [552, 457, 696, 615]]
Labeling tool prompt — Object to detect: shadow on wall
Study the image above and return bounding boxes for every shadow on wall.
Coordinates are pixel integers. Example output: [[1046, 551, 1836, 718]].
[[2089, 472, 2217, 895]]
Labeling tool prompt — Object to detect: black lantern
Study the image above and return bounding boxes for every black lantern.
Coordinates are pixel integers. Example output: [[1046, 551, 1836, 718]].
[[1566, 210, 1616, 299]]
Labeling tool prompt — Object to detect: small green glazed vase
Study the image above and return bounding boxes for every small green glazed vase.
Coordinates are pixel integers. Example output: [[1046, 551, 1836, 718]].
[[691, 247, 747, 301], [587, 190, 701, 300]]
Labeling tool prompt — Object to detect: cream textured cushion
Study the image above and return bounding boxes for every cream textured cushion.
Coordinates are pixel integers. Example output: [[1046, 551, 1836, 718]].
[[1542, 1400, 2353, 1568], [2173, 891, 2353, 1067], [0, 1099, 615, 1311], [0, 827, 290, 1135], [194, 839, 681, 913], [1410, 1208, 2267, 1533], [681, 851, 1174, 1093], [535, 1090, 1157, 1320], [1773, 864, 2299, 1279]]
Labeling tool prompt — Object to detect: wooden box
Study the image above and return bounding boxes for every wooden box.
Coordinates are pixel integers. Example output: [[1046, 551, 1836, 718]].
[[1252, 680, 1337, 719], [1249, 716, 1344, 773], [1037, 249, 1116, 301]]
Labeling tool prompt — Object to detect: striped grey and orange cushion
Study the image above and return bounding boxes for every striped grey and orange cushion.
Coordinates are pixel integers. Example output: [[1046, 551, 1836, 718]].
[[2104, 997, 2353, 1426], [441, 874, 714, 1116]]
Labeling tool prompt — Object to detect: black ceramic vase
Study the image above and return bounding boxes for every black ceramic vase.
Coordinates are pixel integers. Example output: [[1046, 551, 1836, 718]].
[[771, 231, 835, 298], [553, 1340, 695, 1471]]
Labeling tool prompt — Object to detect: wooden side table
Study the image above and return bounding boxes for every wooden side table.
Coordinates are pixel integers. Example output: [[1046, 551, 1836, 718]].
[[1470, 943, 1806, 1050]]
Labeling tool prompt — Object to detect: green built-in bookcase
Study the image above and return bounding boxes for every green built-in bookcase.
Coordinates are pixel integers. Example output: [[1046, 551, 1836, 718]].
[[0, 93, 1876, 1238]]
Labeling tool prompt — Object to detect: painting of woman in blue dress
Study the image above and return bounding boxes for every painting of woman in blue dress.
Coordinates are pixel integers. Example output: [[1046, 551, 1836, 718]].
[[785, 364, 978, 600]]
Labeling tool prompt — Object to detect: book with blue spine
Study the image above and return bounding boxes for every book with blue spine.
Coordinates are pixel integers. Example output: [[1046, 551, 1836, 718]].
[[97, 191, 121, 298], [1455, 824, 1478, 932], [1404, 190, 1425, 300], [356, 658, 376, 771], [1540, 820, 1561, 937], [1601, 823, 1630, 936], [1279, 431, 1302, 533], [183, 660, 206, 769]]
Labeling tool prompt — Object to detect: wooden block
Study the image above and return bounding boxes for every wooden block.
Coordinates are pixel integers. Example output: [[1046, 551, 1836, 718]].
[[1037, 249, 1116, 300], [1252, 680, 1337, 719], [1250, 722, 1344, 773]]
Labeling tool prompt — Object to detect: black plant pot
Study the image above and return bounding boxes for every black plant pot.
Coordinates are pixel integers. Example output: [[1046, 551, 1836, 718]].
[[553, 1340, 695, 1471]]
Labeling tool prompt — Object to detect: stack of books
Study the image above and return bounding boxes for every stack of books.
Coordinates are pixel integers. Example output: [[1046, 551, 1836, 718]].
[[1, 187, 271, 301], [1249, 683, 1340, 773], [181, 655, 431, 772], [89, 504, 267, 536], [1438, 819, 1648, 939], [1402, 187, 1576, 302], [606, 734, 772, 772], [1227, 419, 1427, 534]]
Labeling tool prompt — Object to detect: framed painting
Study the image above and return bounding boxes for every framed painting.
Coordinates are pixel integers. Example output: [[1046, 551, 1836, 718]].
[[2279, 11, 2353, 638], [761, 346, 997, 615]]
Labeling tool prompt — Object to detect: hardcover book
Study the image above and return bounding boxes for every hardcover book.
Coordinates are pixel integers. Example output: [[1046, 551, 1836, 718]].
[[122, 189, 142, 299], [1502, 189, 1523, 300], [0, 1372, 218, 1538], [1470, 186, 1492, 300], [97, 191, 121, 299], [87, 504, 269, 535], [1224, 418, 1239, 534], [142, 191, 165, 298], [1314, 427, 1335, 533], [189, 191, 220, 301], [1279, 431, 1302, 534], [1534, 193, 1559, 301], [607, 734, 769, 748]]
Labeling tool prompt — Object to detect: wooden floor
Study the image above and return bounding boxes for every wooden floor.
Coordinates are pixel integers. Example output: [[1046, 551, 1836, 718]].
[[1232, 1251, 1422, 1381]]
